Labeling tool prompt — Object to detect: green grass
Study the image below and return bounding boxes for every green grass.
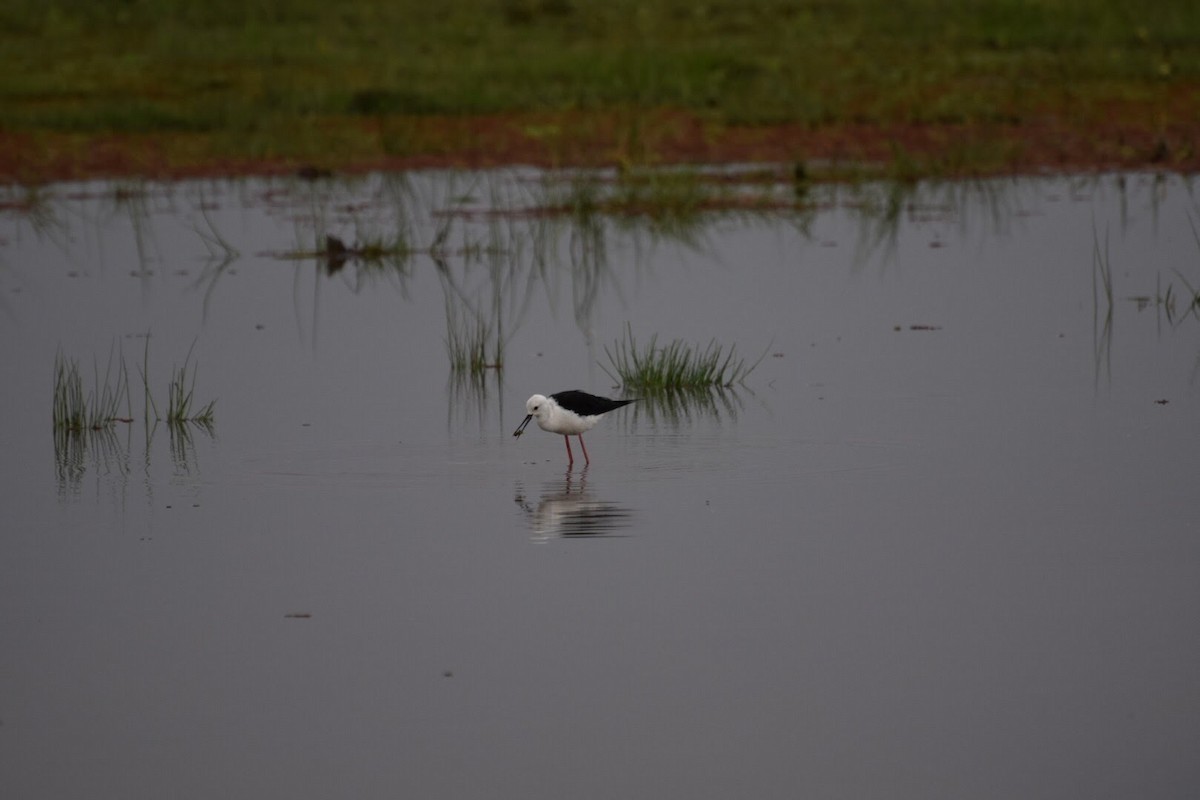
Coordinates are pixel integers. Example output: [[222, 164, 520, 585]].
[[54, 338, 216, 430], [522, 168, 809, 247], [165, 343, 217, 425], [2, 0, 1197, 175], [603, 323, 762, 391], [52, 338, 216, 491], [52, 345, 130, 431]]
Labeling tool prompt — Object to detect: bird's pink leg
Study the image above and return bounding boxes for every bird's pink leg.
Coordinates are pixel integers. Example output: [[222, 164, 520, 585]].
[[563, 435, 574, 465], [577, 435, 590, 464]]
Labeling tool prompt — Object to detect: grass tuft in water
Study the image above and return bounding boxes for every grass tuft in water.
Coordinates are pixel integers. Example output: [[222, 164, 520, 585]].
[[165, 341, 217, 425], [52, 345, 130, 431], [139, 333, 159, 422], [602, 323, 762, 392], [55, 337, 215, 430]]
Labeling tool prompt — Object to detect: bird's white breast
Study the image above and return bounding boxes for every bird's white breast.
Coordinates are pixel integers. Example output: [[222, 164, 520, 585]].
[[538, 404, 599, 436]]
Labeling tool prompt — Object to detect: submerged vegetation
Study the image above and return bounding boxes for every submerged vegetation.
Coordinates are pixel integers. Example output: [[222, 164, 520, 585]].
[[2, 0, 1198, 181]]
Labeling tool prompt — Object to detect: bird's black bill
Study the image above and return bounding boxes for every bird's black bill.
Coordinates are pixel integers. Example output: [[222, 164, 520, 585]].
[[513, 414, 533, 437]]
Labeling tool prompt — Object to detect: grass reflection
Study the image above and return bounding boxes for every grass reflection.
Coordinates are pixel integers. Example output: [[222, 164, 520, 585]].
[[625, 384, 749, 429], [54, 424, 128, 500]]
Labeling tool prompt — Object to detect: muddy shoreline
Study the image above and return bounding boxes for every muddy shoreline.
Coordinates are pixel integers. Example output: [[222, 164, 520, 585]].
[[3, 108, 1197, 185]]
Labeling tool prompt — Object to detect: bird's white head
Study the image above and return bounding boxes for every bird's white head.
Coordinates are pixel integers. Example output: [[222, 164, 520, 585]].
[[513, 394, 551, 437], [525, 394, 549, 417]]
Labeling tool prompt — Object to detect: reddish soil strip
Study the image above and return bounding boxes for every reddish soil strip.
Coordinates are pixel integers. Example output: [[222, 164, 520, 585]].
[[2, 104, 1197, 184]]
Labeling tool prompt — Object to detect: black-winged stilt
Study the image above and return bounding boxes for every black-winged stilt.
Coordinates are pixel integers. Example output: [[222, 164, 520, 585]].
[[513, 390, 636, 465]]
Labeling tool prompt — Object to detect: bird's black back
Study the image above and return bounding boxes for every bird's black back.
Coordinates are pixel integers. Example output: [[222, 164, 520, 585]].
[[551, 390, 637, 416]]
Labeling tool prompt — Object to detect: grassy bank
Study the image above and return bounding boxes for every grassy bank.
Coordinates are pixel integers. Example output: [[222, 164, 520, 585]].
[[2, 0, 1198, 181]]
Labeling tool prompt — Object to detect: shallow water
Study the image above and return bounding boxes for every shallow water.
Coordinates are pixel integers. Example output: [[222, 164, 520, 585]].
[[2, 170, 1198, 799]]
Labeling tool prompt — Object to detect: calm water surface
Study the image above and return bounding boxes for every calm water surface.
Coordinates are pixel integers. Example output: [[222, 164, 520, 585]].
[[1, 171, 1198, 799]]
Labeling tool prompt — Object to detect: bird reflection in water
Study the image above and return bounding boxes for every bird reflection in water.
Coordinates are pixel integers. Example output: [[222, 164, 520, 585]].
[[514, 470, 633, 541]]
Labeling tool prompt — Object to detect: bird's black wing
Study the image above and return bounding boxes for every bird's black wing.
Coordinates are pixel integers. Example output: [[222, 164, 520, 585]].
[[551, 390, 636, 415]]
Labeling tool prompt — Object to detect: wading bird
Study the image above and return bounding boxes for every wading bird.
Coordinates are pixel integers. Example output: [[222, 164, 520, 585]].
[[513, 390, 636, 466]]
